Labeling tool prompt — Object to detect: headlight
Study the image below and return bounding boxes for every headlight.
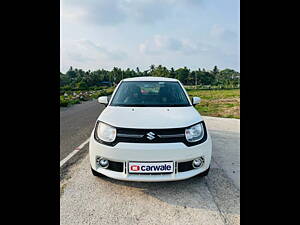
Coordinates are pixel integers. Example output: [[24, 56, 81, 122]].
[[185, 123, 204, 142], [95, 122, 116, 143]]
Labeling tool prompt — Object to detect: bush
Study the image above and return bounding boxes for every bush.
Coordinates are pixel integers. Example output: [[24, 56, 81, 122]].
[[60, 96, 69, 107], [60, 87, 115, 107], [69, 99, 80, 105]]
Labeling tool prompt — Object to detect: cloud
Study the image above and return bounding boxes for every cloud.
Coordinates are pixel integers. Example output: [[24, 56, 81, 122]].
[[139, 35, 209, 55], [210, 24, 238, 42], [62, 0, 126, 26], [60, 0, 239, 72], [66, 51, 94, 63], [60, 39, 128, 72], [78, 40, 127, 60], [61, 0, 205, 26], [122, 0, 171, 24], [138, 34, 239, 71]]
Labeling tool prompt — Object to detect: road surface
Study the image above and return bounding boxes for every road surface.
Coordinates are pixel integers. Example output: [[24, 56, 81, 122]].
[[60, 100, 104, 160], [60, 101, 240, 225]]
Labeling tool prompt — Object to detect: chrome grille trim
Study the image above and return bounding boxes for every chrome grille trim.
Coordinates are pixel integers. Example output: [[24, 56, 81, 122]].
[[157, 134, 185, 138], [117, 133, 144, 138]]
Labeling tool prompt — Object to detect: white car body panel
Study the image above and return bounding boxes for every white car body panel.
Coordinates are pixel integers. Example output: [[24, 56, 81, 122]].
[[89, 132, 212, 182], [89, 77, 212, 182], [97, 106, 203, 129]]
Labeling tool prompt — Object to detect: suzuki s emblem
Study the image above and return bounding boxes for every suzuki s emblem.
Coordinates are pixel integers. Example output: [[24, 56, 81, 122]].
[[146, 132, 156, 140]]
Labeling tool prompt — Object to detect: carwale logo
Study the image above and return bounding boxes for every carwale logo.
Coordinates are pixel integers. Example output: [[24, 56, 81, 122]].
[[129, 162, 173, 173], [146, 132, 156, 140], [130, 165, 140, 171]]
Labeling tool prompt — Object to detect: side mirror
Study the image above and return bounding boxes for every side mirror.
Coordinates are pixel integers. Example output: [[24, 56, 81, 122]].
[[98, 96, 108, 106], [192, 97, 201, 106]]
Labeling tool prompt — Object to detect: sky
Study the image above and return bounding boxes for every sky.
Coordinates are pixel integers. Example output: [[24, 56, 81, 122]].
[[60, 0, 240, 73]]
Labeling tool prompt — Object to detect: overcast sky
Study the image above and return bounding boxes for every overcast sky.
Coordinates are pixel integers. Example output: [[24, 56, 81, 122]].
[[60, 0, 240, 73]]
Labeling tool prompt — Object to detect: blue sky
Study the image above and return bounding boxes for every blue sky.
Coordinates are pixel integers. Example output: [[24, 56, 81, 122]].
[[60, 0, 240, 73]]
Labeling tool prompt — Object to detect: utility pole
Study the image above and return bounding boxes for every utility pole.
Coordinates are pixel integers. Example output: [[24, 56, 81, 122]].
[[195, 73, 197, 87]]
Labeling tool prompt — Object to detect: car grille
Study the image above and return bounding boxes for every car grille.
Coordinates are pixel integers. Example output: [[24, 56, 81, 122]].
[[117, 127, 185, 143], [115, 121, 207, 147], [95, 121, 207, 147]]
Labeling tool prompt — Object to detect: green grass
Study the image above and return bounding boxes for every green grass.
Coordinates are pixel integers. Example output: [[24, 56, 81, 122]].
[[187, 89, 240, 119], [60, 87, 240, 119], [60, 87, 115, 107]]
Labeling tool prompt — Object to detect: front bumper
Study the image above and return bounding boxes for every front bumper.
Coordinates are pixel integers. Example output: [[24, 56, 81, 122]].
[[89, 131, 212, 182]]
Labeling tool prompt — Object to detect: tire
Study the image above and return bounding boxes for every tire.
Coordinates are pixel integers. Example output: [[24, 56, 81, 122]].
[[198, 166, 210, 177], [91, 167, 104, 177]]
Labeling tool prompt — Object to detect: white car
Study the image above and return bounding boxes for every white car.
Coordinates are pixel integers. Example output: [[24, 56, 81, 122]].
[[89, 77, 212, 182]]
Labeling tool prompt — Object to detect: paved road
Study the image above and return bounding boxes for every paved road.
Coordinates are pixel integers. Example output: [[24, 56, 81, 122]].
[[60, 114, 240, 225], [60, 100, 104, 160], [204, 117, 240, 188]]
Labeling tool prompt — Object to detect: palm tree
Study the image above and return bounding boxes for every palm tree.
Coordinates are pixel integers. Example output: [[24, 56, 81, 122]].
[[150, 65, 155, 72]]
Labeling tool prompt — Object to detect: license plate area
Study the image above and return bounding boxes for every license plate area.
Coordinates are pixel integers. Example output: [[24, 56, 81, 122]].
[[128, 161, 174, 174]]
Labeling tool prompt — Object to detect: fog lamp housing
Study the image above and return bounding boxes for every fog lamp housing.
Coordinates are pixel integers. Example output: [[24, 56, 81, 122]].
[[193, 157, 205, 168], [96, 156, 109, 168]]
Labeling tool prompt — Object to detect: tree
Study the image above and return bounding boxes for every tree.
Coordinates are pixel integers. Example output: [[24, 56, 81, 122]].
[[151, 65, 170, 77], [169, 67, 176, 78], [60, 65, 240, 90], [175, 67, 190, 84], [213, 66, 219, 74], [136, 67, 140, 75], [218, 69, 240, 86], [66, 66, 76, 79], [76, 81, 88, 90], [111, 67, 122, 83], [149, 65, 155, 74], [190, 71, 196, 85], [198, 71, 216, 85]]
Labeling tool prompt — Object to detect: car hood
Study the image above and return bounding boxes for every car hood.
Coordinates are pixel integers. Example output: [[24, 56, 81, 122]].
[[98, 106, 203, 129]]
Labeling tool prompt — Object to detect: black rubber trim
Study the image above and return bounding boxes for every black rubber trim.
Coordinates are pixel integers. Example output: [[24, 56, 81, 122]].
[[107, 160, 123, 172], [178, 161, 194, 172], [94, 121, 207, 147]]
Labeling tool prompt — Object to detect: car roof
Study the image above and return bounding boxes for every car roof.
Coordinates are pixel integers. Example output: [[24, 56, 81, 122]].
[[122, 76, 179, 82]]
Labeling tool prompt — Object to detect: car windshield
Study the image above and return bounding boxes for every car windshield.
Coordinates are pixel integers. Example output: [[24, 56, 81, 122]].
[[110, 81, 191, 107]]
